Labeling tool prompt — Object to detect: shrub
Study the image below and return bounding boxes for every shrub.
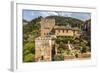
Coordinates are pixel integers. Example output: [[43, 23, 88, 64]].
[[53, 54, 64, 61], [23, 54, 35, 62]]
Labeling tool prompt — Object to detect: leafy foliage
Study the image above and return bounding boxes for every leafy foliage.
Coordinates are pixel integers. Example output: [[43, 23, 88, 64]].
[[23, 42, 35, 62], [24, 54, 35, 62], [23, 16, 42, 62]]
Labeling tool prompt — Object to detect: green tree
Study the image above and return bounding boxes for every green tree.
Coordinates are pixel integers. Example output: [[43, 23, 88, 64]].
[[23, 42, 35, 62], [24, 54, 35, 62]]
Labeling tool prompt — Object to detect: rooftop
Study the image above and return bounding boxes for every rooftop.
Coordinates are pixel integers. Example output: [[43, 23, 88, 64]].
[[53, 26, 80, 31]]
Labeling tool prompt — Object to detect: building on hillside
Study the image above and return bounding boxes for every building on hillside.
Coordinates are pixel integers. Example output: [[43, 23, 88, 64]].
[[40, 18, 55, 36], [53, 26, 81, 37]]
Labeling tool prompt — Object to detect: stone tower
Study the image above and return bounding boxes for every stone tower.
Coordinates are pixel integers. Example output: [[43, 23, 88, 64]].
[[35, 36, 52, 61], [35, 18, 56, 62], [40, 18, 55, 36]]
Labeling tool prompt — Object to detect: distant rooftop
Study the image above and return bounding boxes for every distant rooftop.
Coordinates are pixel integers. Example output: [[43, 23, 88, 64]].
[[53, 25, 80, 31]]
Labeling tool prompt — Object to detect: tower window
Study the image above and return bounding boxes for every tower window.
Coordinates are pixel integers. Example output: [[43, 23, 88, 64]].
[[41, 56, 44, 60]]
